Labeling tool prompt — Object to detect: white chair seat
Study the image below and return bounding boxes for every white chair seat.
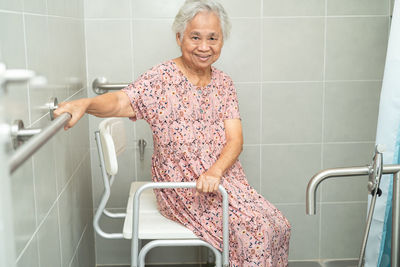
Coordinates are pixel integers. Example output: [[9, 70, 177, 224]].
[[123, 182, 199, 240]]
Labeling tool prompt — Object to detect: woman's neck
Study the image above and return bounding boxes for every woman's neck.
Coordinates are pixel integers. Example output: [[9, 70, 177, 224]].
[[174, 57, 211, 87]]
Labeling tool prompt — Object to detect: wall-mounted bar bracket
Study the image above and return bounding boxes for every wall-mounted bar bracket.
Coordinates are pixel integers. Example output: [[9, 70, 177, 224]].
[[92, 77, 128, 95], [10, 120, 41, 149]]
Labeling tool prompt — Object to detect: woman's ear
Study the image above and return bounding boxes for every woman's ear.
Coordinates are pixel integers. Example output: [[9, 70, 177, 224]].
[[176, 33, 182, 47]]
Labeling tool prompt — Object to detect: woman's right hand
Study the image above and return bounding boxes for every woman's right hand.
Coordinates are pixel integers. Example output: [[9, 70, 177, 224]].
[[53, 98, 91, 130]]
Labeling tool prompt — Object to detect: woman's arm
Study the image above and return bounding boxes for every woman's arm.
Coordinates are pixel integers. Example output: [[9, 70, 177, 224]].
[[54, 91, 134, 130], [196, 118, 243, 194]]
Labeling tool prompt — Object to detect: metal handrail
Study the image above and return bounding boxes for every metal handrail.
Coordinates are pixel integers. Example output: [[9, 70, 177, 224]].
[[306, 164, 400, 267], [92, 77, 128, 95], [8, 112, 71, 174]]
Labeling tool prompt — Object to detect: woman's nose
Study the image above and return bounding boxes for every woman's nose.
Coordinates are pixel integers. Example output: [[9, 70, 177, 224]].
[[198, 40, 210, 51]]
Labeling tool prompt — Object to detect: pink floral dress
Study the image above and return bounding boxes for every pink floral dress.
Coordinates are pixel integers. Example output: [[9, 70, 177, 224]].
[[122, 60, 291, 267]]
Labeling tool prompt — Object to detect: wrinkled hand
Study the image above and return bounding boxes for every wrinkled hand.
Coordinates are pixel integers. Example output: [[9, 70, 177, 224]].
[[195, 169, 222, 195], [53, 98, 90, 130]]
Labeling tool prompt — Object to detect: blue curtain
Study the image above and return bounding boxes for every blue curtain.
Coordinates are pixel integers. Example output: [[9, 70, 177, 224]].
[[365, 0, 400, 266]]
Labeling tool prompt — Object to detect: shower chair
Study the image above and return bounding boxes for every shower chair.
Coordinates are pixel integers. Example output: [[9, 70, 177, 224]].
[[93, 118, 229, 267]]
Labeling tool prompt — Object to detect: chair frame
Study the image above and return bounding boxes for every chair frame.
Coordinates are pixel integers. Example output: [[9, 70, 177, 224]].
[[93, 128, 229, 267]]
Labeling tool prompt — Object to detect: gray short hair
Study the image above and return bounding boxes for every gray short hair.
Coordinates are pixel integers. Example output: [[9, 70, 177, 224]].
[[172, 0, 231, 41]]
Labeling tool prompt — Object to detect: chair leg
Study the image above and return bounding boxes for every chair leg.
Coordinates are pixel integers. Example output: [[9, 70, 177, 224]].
[[137, 239, 222, 267]]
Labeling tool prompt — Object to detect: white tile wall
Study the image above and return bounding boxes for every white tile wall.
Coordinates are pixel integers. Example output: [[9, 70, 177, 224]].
[[82, 0, 391, 265], [1, 1, 95, 267]]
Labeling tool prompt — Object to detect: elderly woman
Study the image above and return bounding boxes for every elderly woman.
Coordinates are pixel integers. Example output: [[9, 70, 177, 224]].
[[55, 0, 291, 266]]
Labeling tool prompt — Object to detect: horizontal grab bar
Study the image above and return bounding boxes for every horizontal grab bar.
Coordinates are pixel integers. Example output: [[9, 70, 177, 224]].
[[92, 77, 128, 95], [8, 112, 71, 174]]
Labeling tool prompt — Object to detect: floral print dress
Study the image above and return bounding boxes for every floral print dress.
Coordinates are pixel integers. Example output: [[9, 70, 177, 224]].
[[122, 60, 291, 267]]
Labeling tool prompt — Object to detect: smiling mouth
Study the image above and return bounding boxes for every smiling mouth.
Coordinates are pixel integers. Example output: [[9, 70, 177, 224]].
[[196, 54, 211, 61]]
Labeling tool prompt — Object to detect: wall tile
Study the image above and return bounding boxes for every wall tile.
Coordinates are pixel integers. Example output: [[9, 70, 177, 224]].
[[5, 83, 30, 126], [236, 83, 260, 144], [95, 210, 131, 264], [143, 239, 202, 264], [136, 145, 153, 182], [47, 0, 82, 18], [132, 0, 185, 19], [16, 236, 40, 267], [132, 19, 180, 79], [325, 17, 389, 80], [215, 18, 261, 83], [54, 127, 74, 194], [263, 0, 325, 16], [262, 18, 324, 81], [85, 20, 133, 90], [23, 0, 46, 14], [327, 0, 389, 15], [24, 14, 54, 123], [32, 118, 57, 223], [262, 82, 323, 143], [48, 17, 86, 102], [69, 90, 90, 170], [239, 146, 260, 192], [59, 174, 75, 267], [324, 81, 381, 142], [0, 13, 29, 123], [135, 119, 153, 148], [276, 204, 320, 260], [59, 157, 91, 267], [10, 158, 36, 256], [391, 0, 395, 16], [85, 0, 131, 18], [322, 142, 375, 202], [261, 144, 321, 204], [37, 206, 62, 267], [321, 202, 367, 258], [47, 0, 67, 17], [91, 146, 135, 209], [89, 116, 136, 150], [218, 0, 261, 18], [77, 225, 96, 267], [69, 254, 79, 267], [0, 0, 22, 11]]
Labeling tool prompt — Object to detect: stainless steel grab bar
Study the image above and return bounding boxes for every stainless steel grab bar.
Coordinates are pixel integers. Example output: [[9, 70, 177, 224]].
[[92, 77, 128, 95], [8, 112, 71, 174], [306, 164, 400, 267]]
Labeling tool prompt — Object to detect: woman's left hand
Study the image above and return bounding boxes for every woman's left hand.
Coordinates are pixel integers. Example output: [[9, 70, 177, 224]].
[[195, 169, 222, 195]]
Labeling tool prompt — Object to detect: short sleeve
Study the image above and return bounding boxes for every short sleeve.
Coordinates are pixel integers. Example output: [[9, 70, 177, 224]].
[[121, 70, 159, 122], [223, 79, 241, 120]]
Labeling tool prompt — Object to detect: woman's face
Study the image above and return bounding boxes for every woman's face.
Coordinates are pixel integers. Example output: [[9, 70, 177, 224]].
[[177, 11, 224, 72]]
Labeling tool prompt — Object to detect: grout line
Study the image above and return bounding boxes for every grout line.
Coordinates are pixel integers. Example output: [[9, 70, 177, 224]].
[[68, 224, 88, 267], [258, 141, 376, 146], [15, 194, 58, 262], [85, 17, 131, 21], [259, 0, 263, 193], [274, 201, 368, 206], [21, 11, 31, 126], [319, 0, 329, 258], [90, 141, 376, 149], [130, 2, 139, 183], [79, 15, 391, 21], [53, 124, 64, 266], [15, 151, 90, 263], [0, 9, 83, 20], [28, 86, 87, 128]]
